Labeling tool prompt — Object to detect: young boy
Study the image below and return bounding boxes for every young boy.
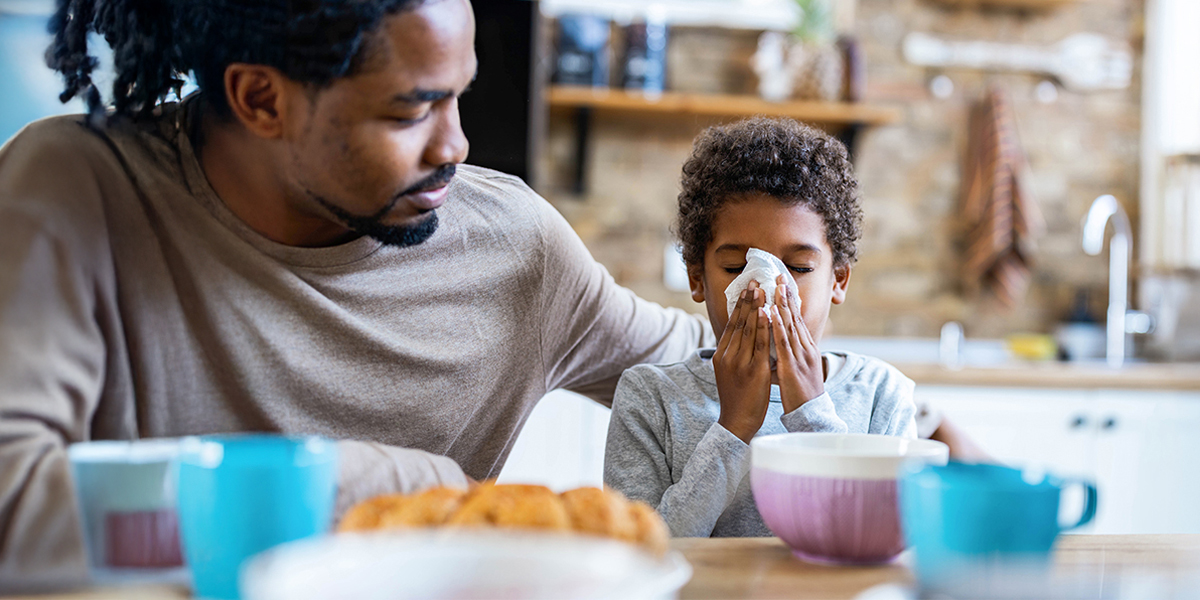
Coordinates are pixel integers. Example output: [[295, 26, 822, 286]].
[[604, 117, 917, 538]]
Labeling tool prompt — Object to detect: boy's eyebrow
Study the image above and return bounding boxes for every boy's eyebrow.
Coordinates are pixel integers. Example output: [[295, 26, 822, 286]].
[[713, 243, 822, 255], [713, 244, 749, 254], [780, 243, 823, 255]]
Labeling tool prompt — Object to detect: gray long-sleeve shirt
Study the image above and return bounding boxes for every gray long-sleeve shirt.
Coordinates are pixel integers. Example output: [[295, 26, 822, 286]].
[[604, 349, 916, 538], [0, 102, 713, 586]]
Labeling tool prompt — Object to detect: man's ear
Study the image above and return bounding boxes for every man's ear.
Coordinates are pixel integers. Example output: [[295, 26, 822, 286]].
[[687, 264, 706, 304], [223, 63, 295, 140], [831, 264, 852, 305]]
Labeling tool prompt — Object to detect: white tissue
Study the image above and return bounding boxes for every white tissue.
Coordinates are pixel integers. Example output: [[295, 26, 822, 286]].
[[724, 248, 797, 320], [723, 249, 798, 364]]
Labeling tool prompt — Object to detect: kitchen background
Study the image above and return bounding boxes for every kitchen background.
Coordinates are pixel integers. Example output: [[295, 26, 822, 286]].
[[542, 0, 1140, 340], [2, 0, 1199, 536]]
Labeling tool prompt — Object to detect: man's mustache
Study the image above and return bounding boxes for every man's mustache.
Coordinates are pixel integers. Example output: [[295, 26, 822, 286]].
[[400, 164, 457, 197], [371, 164, 458, 219]]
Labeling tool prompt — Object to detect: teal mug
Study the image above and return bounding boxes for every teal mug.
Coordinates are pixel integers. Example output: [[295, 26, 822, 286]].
[[176, 435, 338, 600], [899, 462, 1097, 586]]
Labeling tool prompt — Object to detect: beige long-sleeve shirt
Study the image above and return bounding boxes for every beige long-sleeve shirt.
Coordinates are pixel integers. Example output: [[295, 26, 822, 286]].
[[0, 102, 712, 587]]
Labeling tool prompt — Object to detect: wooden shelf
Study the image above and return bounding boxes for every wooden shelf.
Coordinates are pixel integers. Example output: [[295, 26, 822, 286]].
[[926, 0, 1083, 9], [546, 86, 902, 127]]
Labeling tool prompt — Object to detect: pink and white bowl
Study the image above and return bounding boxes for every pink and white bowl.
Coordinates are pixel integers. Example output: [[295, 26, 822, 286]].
[[750, 433, 948, 565]]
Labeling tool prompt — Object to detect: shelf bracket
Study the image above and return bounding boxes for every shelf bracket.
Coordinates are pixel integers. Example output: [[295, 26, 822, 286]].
[[571, 107, 592, 195], [837, 124, 864, 163]]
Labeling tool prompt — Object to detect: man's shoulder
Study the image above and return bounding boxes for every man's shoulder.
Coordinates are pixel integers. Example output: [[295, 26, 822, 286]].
[[444, 165, 569, 251], [1, 112, 180, 188], [0, 115, 128, 234], [455, 164, 528, 188], [3, 114, 109, 168], [451, 165, 541, 213]]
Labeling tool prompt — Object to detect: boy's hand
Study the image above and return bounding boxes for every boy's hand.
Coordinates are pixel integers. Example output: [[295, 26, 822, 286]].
[[713, 281, 773, 444], [771, 275, 825, 414]]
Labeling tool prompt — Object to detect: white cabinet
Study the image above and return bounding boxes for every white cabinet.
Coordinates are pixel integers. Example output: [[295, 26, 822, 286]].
[[918, 386, 1200, 535], [915, 387, 1096, 477], [497, 390, 610, 491], [1101, 391, 1200, 534]]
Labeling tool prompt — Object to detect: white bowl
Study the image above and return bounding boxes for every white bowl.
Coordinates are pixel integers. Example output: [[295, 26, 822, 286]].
[[241, 530, 692, 600], [752, 433, 949, 480], [750, 433, 948, 565]]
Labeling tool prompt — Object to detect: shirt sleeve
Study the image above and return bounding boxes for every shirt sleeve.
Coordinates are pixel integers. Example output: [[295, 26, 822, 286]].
[[875, 364, 918, 438], [0, 124, 112, 587], [604, 371, 749, 538], [779, 392, 850, 433], [883, 377, 919, 438], [334, 441, 469, 518], [531, 195, 715, 407]]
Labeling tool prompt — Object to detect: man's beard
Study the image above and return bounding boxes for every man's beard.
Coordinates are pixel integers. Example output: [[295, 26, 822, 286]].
[[308, 165, 454, 248], [318, 201, 440, 248]]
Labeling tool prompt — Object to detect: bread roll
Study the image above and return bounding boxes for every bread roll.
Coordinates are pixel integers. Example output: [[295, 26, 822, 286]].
[[338, 481, 668, 555], [560, 487, 638, 542], [447, 483, 571, 531], [337, 494, 410, 532], [628, 501, 670, 556], [378, 486, 466, 528]]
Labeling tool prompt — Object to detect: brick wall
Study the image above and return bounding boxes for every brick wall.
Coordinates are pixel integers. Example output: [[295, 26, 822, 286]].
[[538, 0, 1143, 338]]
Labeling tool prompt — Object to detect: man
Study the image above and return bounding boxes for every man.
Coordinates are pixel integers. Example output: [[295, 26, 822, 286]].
[[0, 0, 712, 584]]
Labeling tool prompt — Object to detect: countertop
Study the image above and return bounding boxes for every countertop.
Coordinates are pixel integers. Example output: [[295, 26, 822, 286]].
[[893, 360, 1200, 391], [22, 534, 1200, 600]]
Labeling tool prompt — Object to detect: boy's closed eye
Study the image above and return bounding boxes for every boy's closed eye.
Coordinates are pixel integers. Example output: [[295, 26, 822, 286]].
[[723, 264, 813, 275]]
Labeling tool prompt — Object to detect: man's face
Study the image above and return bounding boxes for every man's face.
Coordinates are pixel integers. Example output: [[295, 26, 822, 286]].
[[688, 193, 851, 343], [282, 0, 476, 246]]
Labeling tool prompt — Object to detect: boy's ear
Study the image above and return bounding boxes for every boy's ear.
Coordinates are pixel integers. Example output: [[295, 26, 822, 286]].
[[831, 265, 852, 305], [687, 264, 706, 304]]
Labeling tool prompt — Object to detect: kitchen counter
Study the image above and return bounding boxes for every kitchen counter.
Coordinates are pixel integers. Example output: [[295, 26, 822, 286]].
[[23, 535, 1200, 600], [893, 360, 1200, 391]]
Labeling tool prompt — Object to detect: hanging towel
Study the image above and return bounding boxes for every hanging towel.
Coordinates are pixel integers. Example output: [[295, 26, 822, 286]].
[[962, 88, 1045, 310]]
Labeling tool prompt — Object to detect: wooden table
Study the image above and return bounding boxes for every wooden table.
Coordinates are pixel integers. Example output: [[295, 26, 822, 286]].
[[21, 535, 1200, 599], [675, 535, 1200, 599], [674, 537, 911, 599]]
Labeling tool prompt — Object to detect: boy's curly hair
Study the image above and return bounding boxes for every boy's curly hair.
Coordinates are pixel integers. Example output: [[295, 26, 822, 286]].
[[675, 117, 862, 269]]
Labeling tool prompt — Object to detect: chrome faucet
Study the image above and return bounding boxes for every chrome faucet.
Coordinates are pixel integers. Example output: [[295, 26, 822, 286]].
[[1082, 195, 1153, 367], [939, 321, 964, 370]]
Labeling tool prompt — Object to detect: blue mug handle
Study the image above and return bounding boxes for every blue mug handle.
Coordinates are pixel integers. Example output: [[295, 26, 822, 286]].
[[1059, 479, 1098, 531]]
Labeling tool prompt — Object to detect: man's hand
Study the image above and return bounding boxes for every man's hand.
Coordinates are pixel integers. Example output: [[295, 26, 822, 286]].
[[771, 275, 825, 414], [714, 281, 773, 444]]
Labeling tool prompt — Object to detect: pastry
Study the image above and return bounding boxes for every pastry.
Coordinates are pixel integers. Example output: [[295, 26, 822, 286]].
[[338, 481, 669, 556], [337, 494, 410, 532], [560, 486, 638, 542], [628, 500, 670, 556], [447, 483, 571, 531], [378, 486, 466, 528]]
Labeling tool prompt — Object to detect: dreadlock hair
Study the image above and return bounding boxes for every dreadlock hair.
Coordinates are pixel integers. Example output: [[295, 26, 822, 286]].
[[45, 0, 425, 125]]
